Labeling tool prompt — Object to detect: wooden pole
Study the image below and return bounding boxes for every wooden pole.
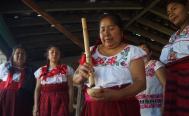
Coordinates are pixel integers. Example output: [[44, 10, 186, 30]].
[[81, 18, 95, 87]]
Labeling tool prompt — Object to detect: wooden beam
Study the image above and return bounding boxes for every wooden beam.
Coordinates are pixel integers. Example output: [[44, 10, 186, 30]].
[[1, 1, 143, 14], [125, 0, 160, 27], [19, 31, 99, 46], [127, 26, 168, 45], [7, 14, 98, 28], [19, 34, 67, 43], [22, 0, 84, 48], [13, 23, 98, 38], [7, 13, 129, 28], [150, 8, 168, 20], [137, 18, 174, 36], [16, 23, 167, 46]]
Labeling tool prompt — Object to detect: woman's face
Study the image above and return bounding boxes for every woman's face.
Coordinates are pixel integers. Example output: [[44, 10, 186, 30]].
[[48, 47, 60, 64], [99, 17, 123, 49], [167, 2, 188, 26], [13, 48, 26, 67], [140, 44, 150, 55]]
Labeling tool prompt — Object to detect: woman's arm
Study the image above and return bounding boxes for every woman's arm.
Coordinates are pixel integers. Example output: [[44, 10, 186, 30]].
[[155, 67, 166, 88], [155, 67, 166, 114], [118, 58, 146, 97], [88, 58, 146, 100], [33, 79, 41, 116]]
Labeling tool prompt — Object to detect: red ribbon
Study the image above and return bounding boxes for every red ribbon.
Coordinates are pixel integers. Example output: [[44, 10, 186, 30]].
[[4, 70, 25, 89], [40, 64, 68, 81]]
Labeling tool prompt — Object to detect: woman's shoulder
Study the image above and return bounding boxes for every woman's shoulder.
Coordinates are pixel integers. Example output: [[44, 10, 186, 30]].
[[127, 44, 146, 55]]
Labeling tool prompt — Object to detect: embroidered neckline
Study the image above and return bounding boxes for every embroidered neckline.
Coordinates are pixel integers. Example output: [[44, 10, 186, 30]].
[[169, 25, 189, 43], [94, 46, 130, 66], [96, 44, 130, 58]]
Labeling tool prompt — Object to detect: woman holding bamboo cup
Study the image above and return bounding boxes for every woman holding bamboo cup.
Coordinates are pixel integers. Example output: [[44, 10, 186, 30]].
[[73, 13, 146, 116]]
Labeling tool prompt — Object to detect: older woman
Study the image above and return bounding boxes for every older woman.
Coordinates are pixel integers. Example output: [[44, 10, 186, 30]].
[[0, 45, 35, 116], [73, 13, 146, 116]]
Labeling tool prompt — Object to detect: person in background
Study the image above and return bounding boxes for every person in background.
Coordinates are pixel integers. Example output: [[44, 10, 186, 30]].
[[73, 13, 146, 116], [0, 45, 35, 116], [136, 43, 166, 116], [33, 45, 74, 116], [160, 0, 189, 115]]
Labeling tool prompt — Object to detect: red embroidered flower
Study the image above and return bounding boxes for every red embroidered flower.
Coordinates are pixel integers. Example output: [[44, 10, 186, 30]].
[[107, 56, 117, 65], [96, 57, 105, 65], [146, 68, 155, 77]]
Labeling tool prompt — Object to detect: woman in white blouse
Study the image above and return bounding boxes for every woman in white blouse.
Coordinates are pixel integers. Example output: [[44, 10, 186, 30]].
[[73, 13, 146, 116], [160, 0, 189, 115], [33, 46, 74, 116]]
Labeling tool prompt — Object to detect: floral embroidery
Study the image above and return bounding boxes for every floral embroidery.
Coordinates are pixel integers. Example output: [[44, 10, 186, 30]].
[[168, 48, 177, 61], [170, 26, 189, 43], [121, 47, 130, 61], [107, 56, 117, 65], [94, 47, 130, 66], [120, 61, 127, 66], [96, 57, 106, 65], [146, 61, 156, 77]]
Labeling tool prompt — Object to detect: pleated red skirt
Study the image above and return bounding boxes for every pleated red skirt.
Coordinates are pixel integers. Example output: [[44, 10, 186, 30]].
[[81, 85, 141, 116], [39, 83, 69, 116], [164, 56, 189, 116], [0, 82, 32, 116]]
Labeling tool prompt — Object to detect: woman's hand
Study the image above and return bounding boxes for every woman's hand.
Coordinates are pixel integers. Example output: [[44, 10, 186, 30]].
[[87, 88, 122, 101], [33, 106, 39, 116], [73, 63, 94, 84]]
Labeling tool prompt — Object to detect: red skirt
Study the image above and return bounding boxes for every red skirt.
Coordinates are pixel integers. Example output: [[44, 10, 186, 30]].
[[81, 85, 140, 116], [40, 83, 69, 116], [164, 56, 189, 116], [0, 81, 32, 116]]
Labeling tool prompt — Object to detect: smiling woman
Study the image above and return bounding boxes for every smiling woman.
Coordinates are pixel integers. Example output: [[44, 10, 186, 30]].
[[73, 13, 146, 116]]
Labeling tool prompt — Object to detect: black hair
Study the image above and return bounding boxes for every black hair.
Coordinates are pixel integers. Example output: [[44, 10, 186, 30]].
[[138, 42, 152, 52], [45, 45, 62, 64], [167, 0, 188, 7], [43, 45, 62, 77], [96, 13, 127, 45], [99, 12, 124, 31], [12, 44, 26, 56], [10, 44, 27, 64]]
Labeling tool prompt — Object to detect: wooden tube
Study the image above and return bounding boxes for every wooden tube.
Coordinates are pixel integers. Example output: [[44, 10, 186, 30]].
[[81, 18, 95, 88]]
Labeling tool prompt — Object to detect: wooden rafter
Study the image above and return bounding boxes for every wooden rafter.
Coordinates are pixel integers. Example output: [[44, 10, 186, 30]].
[[1, 1, 143, 14], [137, 18, 174, 36], [125, 0, 160, 27], [127, 26, 168, 45], [22, 0, 84, 48]]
